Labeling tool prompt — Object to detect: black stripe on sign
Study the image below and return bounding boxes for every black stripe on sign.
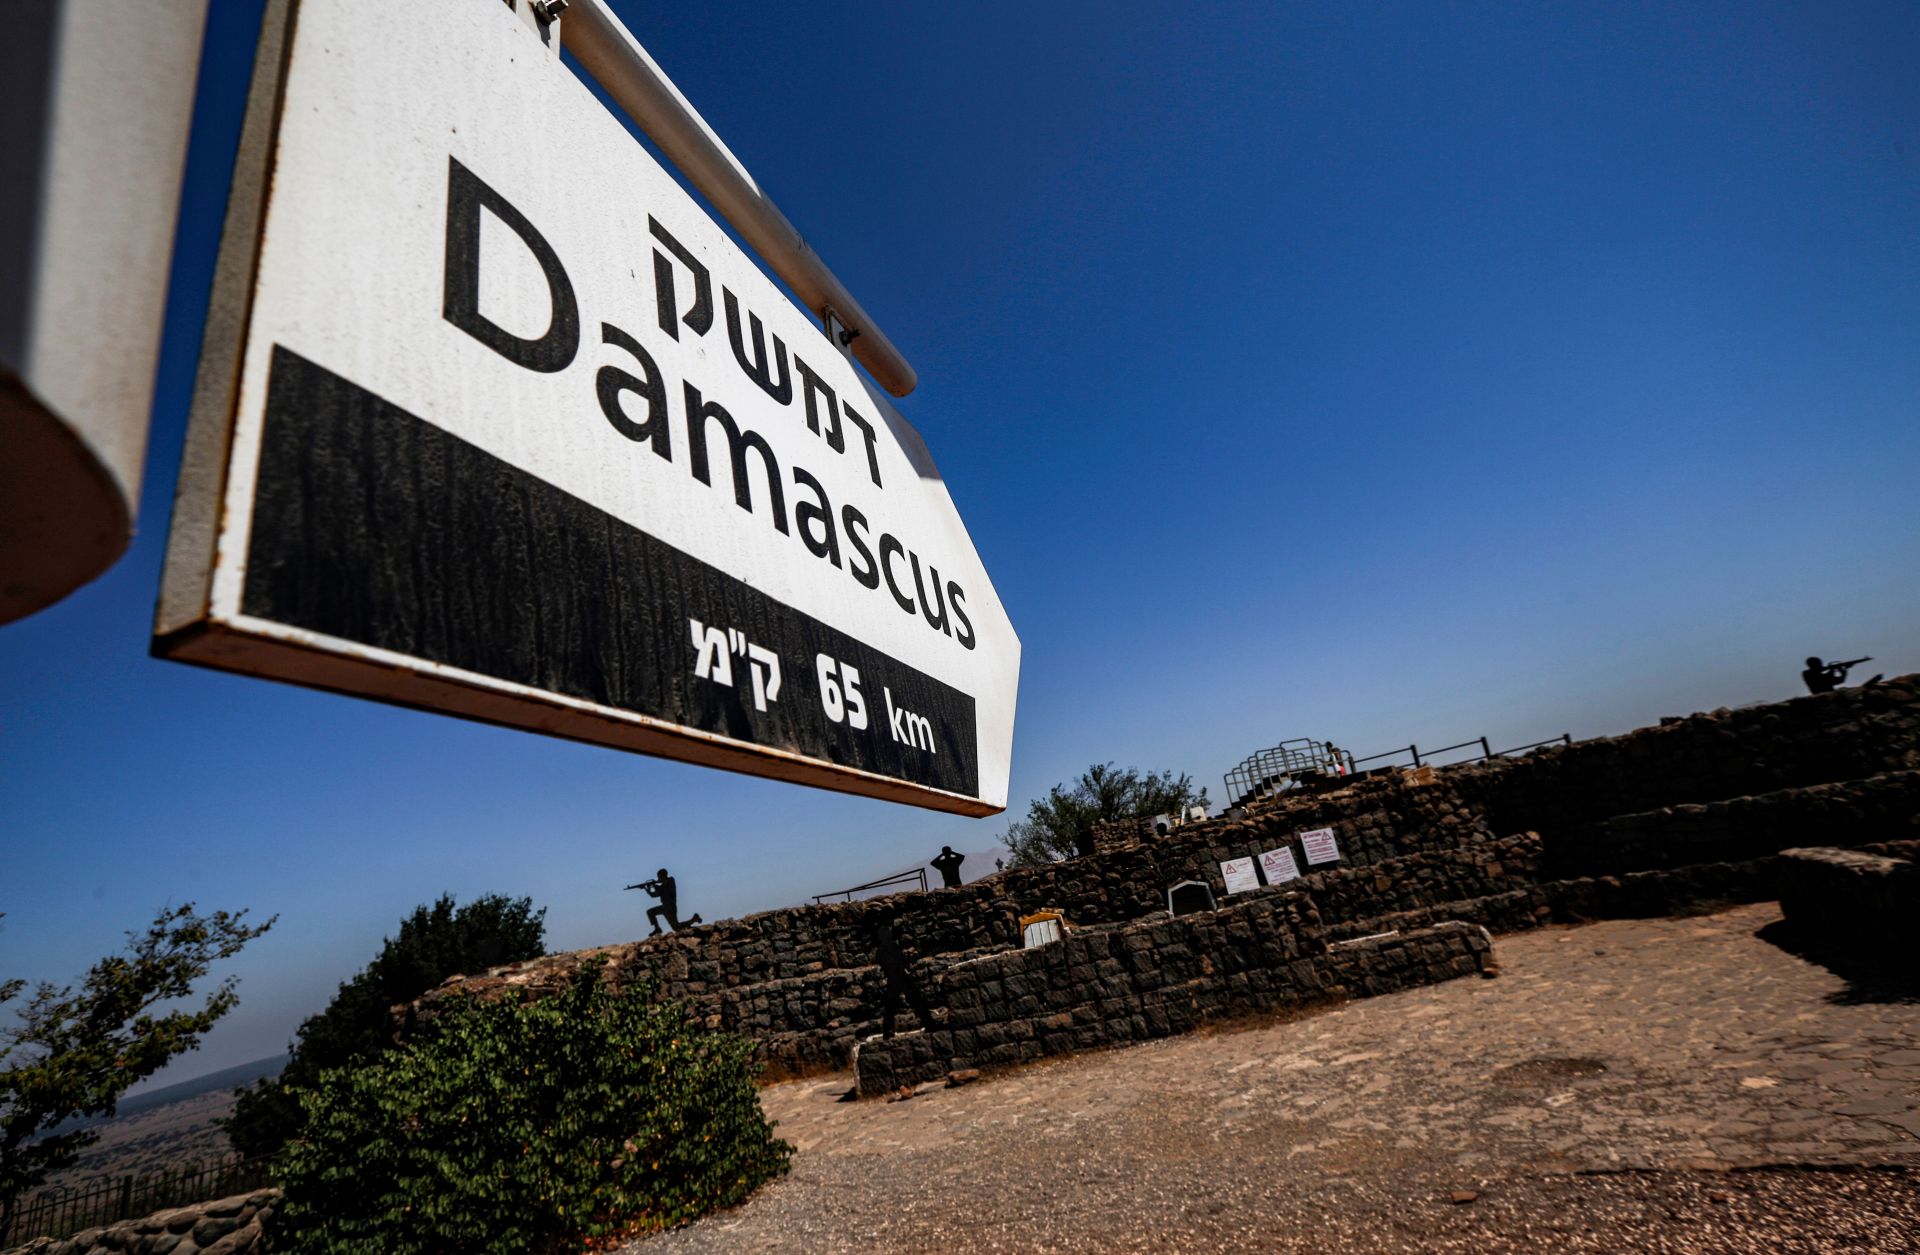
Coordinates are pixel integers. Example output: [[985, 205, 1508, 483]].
[[241, 345, 981, 798]]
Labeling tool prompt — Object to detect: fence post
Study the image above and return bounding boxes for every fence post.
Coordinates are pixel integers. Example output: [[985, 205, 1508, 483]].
[[1479, 736, 1491, 760], [1410, 744, 1421, 767]]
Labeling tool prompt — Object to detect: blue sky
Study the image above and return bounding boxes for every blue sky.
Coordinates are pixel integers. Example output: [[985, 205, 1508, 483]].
[[4, 0, 1916, 1091]]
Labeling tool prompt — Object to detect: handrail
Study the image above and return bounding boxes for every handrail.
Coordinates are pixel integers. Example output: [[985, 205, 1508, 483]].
[[1351, 733, 1571, 771], [1229, 728, 1575, 805], [1349, 744, 1415, 769], [561, 0, 919, 396], [1420, 736, 1494, 764], [812, 867, 928, 904], [1493, 733, 1574, 757]]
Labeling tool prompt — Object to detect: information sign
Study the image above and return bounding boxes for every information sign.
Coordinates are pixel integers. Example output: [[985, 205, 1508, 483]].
[[1220, 857, 1262, 895], [1300, 827, 1342, 865], [1259, 846, 1302, 885], [155, 0, 1018, 814]]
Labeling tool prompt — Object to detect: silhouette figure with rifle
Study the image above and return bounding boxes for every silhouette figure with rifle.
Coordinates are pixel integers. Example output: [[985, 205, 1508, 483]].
[[626, 867, 702, 935], [1802, 655, 1882, 696]]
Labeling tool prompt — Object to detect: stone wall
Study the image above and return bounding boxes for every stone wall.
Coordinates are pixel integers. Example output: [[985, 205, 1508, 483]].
[[1776, 845, 1919, 974], [721, 828, 1800, 1074], [851, 897, 1493, 1096], [3, 1190, 276, 1255], [430, 785, 1489, 1015], [1545, 770, 1920, 878], [1089, 816, 1153, 856], [462, 823, 1577, 1081], [1284, 831, 1543, 928], [1223, 772, 1495, 868], [1451, 677, 1920, 837], [415, 674, 1918, 1086]]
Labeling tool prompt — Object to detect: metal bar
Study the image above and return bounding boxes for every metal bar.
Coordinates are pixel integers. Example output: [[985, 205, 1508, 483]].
[[1411, 744, 1421, 767], [1480, 736, 1491, 760], [1348, 745, 1413, 768], [560, 0, 919, 396], [1492, 735, 1573, 757], [811, 867, 927, 903]]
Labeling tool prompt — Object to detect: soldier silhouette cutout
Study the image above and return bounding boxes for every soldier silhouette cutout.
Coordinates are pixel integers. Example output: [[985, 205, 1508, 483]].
[[1802, 656, 1881, 696], [626, 867, 702, 935], [930, 845, 966, 889], [874, 914, 936, 1039]]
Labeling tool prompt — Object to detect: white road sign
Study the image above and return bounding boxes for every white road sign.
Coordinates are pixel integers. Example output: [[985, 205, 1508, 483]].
[[155, 0, 1018, 815]]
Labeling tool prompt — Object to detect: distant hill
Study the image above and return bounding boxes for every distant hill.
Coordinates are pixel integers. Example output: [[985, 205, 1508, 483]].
[[124, 1054, 288, 1114], [58, 1054, 288, 1133]]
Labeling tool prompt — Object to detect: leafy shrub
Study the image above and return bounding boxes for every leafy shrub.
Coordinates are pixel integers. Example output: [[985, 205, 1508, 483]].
[[271, 965, 791, 1254], [227, 894, 546, 1161], [1002, 762, 1208, 865], [1, 906, 272, 1232]]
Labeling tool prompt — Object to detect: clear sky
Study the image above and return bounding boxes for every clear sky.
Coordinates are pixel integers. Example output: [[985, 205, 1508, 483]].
[[4, 0, 1916, 1092]]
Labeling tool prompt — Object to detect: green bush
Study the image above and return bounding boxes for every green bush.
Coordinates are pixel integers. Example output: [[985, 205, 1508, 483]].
[[227, 893, 546, 1162], [271, 965, 791, 1254]]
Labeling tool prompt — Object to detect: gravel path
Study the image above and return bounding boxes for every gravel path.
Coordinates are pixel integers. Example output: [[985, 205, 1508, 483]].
[[625, 905, 1920, 1252]]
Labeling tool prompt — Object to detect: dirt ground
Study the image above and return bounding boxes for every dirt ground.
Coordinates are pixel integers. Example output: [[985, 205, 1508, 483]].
[[626, 904, 1920, 1253]]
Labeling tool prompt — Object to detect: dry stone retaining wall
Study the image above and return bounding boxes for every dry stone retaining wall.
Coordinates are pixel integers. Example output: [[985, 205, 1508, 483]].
[[3, 1190, 276, 1255], [415, 675, 1917, 1085], [852, 912, 1492, 1096], [1450, 677, 1920, 837], [1545, 769, 1920, 878], [1776, 845, 1919, 970]]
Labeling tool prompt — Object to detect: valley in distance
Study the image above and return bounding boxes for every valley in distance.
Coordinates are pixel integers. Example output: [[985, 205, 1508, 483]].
[[42, 1054, 286, 1191]]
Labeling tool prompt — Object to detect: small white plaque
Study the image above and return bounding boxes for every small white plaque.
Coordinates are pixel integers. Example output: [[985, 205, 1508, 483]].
[[1259, 846, 1302, 884], [1220, 857, 1261, 894], [1300, 827, 1342, 865]]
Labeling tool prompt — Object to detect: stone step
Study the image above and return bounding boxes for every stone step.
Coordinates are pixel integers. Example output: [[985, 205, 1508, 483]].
[[853, 921, 1495, 1097]]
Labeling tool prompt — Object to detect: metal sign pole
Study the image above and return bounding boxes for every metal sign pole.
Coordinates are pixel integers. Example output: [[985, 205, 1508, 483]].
[[557, 0, 918, 397]]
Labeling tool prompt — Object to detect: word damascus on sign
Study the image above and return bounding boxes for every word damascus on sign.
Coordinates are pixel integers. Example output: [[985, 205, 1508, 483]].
[[154, 0, 1018, 814]]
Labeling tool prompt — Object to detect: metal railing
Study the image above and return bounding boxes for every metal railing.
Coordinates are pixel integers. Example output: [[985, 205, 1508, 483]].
[[811, 867, 928, 904], [1224, 738, 1352, 808], [1, 1155, 271, 1247], [1230, 730, 1577, 804], [1350, 736, 1490, 770], [1493, 733, 1575, 757], [1349, 732, 1573, 773]]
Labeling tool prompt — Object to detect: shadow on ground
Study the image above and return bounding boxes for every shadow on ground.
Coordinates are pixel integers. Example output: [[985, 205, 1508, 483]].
[[1755, 919, 1920, 1006]]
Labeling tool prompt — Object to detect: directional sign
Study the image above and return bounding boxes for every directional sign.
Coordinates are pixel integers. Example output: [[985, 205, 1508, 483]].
[[155, 0, 1018, 815]]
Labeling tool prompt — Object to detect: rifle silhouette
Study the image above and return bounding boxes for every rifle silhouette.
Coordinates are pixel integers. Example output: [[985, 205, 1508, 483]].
[[624, 879, 662, 895]]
